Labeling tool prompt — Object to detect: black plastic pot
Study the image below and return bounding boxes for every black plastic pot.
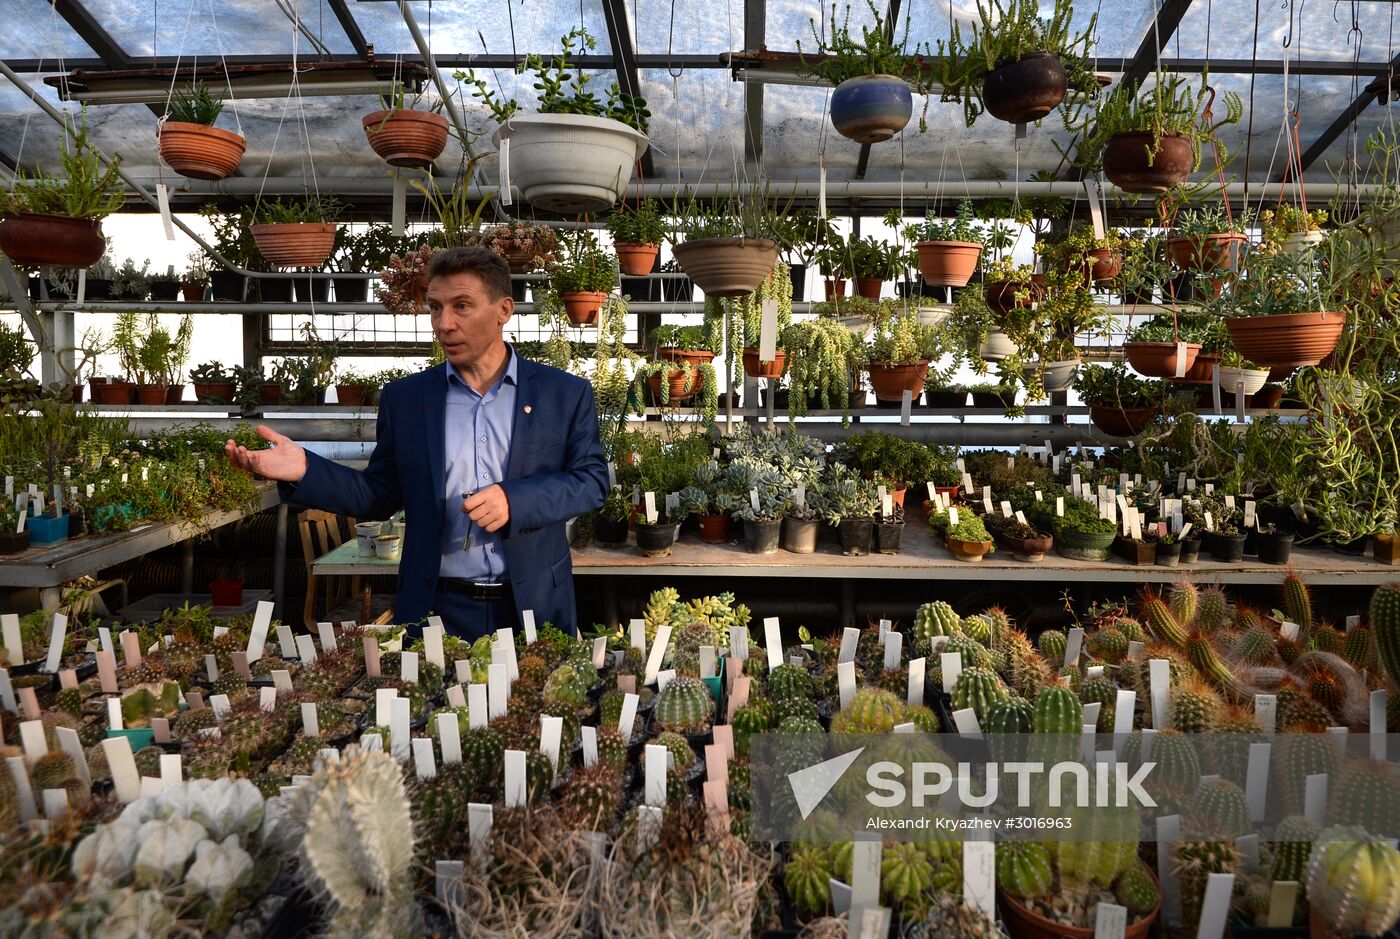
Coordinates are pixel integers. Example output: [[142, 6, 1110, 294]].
[[789, 263, 807, 302], [1180, 536, 1203, 563], [635, 521, 678, 557], [1155, 540, 1181, 567], [256, 277, 294, 302], [593, 514, 629, 547], [148, 279, 181, 301], [295, 276, 330, 303], [1331, 535, 1370, 556], [1168, 271, 1196, 303], [1205, 531, 1247, 562], [744, 518, 781, 555], [838, 517, 875, 556], [1256, 531, 1294, 565], [333, 277, 369, 303], [67, 509, 86, 539], [876, 521, 903, 554], [209, 270, 246, 301]]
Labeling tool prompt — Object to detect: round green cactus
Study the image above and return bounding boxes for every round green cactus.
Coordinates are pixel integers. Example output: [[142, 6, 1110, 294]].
[[944, 633, 993, 671], [997, 842, 1052, 899], [914, 601, 962, 641], [562, 764, 621, 830], [462, 726, 505, 789], [985, 696, 1034, 734], [785, 844, 835, 915], [730, 704, 770, 758], [542, 664, 590, 711], [831, 688, 907, 735], [653, 676, 715, 734], [1370, 583, 1400, 689], [1306, 827, 1400, 938], [1113, 616, 1144, 642], [653, 731, 696, 772], [1192, 777, 1251, 838], [1167, 580, 1200, 628], [880, 841, 935, 910], [772, 695, 821, 725], [766, 663, 815, 701], [1170, 681, 1219, 734], [1032, 684, 1084, 734], [1195, 587, 1231, 633], [1234, 626, 1279, 665], [951, 666, 1007, 721], [1036, 629, 1067, 663], [595, 726, 629, 772], [1114, 861, 1159, 914], [1086, 627, 1128, 664], [960, 615, 992, 646], [1271, 815, 1319, 884], [1329, 760, 1400, 839]]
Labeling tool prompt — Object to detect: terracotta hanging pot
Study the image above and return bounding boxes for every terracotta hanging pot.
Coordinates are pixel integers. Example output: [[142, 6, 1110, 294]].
[[647, 367, 704, 403], [854, 277, 883, 299], [742, 348, 786, 379], [1179, 351, 1220, 384], [672, 238, 779, 297], [157, 121, 247, 180], [658, 348, 715, 367], [1124, 341, 1200, 378], [1103, 131, 1194, 194], [614, 242, 660, 277], [986, 278, 1043, 315], [823, 278, 847, 300], [0, 214, 106, 268], [866, 360, 929, 403], [362, 109, 450, 168], [916, 241, 981, 287], [1085, 247, 1123, 282], [1225, 310, 1346, 368], [1089, 403, 1158, 437], [1166, 231, 1248, 271], [250, 222, 337, 268], [560, 290, 607, 326], [981, 52, 1067, 123]]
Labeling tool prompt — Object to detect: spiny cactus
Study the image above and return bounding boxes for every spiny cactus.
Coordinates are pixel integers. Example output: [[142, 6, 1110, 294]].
[[1078, 676, 1116, 710], [596, 726, 628, 773], [960, 615, 991, 646], [1036, 629, 1067, 664], [1272, 815, 1319, 884], [653, 731, 696, 773], [1140, 590, 1189, 648], [1282, 571, 1314, 635], [997, 841, 1052, 899], [132, 745, 164, 779], [1192, 778, 1251, 838], [1306, 827, 1400, 938], [55, 686, 83, 718], [652, 676, 715, 734], [1086, 626, 1128, 664], [1342, 626, 1377, 672], [542, 664, 590, 711], [1168, 581, 1200, 628], [1273, 726, 1338, 815], [294, 746, 421, 939], [907, 704, 940, 733], [1186, 634, 1236, 692], [1308, 625, 1344, 655], [1113, 616, 1144, 642], [30, 751, 77, 791], [1174, 840, 1240, 935], [914, 601, 961, 641], [525, 749, 554, 804], [944, 633, 993, 671], [1370, 584, 1400, 689], [880, 841, 935, 912], [951, 666, 1006, 721], [730, 704, 770, 758], [985, 696, 1034, 734], [766, 663, 815, 701], [772, 695, 821, 725], [462, 726, 504, 789], [785, 844, 835, 915], [1329, 760, 1400, 839], [831, 688, 907, 735], [1032, 684, 1083, 734], [1234, 626, 1279, 665], [1114, 861, 1159, 914], [1171, 678, 1222, 734], [1195, 587, 1230, 633]]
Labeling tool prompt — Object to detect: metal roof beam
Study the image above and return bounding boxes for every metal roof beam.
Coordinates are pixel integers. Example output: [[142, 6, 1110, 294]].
[[1120, 0, 1196, 93], [1289, 65, 1400, 179], [743, 0, 765, 169], [325, 0, 372, 59], [600, 0, 655, 178], [3, 53, 723, 71]]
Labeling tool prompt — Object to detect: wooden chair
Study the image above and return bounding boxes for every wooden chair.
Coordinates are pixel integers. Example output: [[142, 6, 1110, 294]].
[[297, 509, 394, 629]]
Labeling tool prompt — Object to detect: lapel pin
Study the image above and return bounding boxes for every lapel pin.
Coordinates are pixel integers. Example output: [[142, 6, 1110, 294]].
[[523, 405, 532, 414]]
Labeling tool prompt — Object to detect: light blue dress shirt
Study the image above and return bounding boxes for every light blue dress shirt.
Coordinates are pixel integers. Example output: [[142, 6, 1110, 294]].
[[440, 348, 517, 581]]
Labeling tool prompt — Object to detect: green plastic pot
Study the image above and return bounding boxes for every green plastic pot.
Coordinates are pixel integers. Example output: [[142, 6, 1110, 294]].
[[1056, 527, 1116, 561]]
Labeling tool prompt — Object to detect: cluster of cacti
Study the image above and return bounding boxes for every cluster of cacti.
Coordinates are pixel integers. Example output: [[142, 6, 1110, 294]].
[[652, 676, 715, 734]]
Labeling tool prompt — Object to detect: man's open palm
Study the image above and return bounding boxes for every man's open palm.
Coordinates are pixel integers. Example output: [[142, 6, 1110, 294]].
[[225, 425, 308, 483]]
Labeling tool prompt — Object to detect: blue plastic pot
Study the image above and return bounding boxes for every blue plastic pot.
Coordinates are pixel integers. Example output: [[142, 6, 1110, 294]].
[[27, 513, 70, 546], [829, 74, 912, 144]]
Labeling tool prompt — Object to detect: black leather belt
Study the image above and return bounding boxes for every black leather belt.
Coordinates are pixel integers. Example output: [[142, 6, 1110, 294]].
[[438, 578, 511, 600]]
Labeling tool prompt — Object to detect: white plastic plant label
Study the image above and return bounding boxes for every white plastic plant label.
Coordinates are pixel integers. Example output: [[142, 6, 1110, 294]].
[[617, 692, 639, 738], [948, 505, 960, 526], [837, 661, 857, 710], [900, 389, 912, 425], [400, 651, 419, 685], [1267, 882, 1300, 928], [644, 743, 668, 807], [643, 492, 657, 525], [1254, 695, 1277, 733], [1304, 773, 1328, 825], [390, 698, 411, 762], [487, 664, 508, 718], [883, 632, 902, 670], [1094, 903, 1128, 939], [759, 298, 779, 362], [1245, 742, 1271, 821], [445, 684, 466, 709], [940, 651, 962, 691], [1063, 627, 1084, 667], [316, 622, 337, 654], [246, 601, 272, 662], [1113, 690, 1136, 736], [19, 719, 48, 765], [1196, 873, 1235, 939], [1280, 621, 1300, 641], [295, 634, 318, 665], [839, 627, 860, 664], [539, 714, 563, 775], [963, 839, 996, 924], [730, 625, 749, 661], [764, 617, 782, 673], [503, 750, 527, 808], [951, 707, 982, 737], [850, 840, 881, 909], [0, 615, 20, 668], [413, 738, 437, 779], [276, 625, 296, 659], [102, 737, 142, 803], [630, 618, 646, 652], [907, 657, 925, 706], [302, 702, 320, 738], [468, 684, 488, 729], [643, 625, 671, 686], [1156, 814, 1183, 927], [1371, 690, 1388, 759], [581, 725, 598, 767], [1149, 659, 1171, 729]]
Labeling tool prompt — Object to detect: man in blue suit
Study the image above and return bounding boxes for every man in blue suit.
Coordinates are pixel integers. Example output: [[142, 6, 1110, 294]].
[[225, 246, 609, 639]]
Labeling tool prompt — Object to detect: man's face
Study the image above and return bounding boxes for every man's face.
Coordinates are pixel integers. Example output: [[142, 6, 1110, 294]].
[[426, 271, 513, 370]]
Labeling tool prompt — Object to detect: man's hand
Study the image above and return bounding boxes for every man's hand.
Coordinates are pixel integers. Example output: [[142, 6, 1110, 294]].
[[463, 484, 510, 533], [224, 425, 308, 484]]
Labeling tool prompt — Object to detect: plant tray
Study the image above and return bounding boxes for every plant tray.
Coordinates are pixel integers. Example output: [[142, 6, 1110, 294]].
[[117, 590, 274, 622]]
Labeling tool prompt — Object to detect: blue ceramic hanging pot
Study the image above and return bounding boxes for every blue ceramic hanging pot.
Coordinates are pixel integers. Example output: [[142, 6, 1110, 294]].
[[829, 74, 912, 144]]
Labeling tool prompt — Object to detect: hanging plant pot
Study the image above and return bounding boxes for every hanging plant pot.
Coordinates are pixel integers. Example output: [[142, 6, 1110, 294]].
[[1103, 131, 1194, 194], [492, 112, 649, 214], [823, 278, 847, 301], [829, 73, 913, 143], [1166, 232, 1248, 272], [671, 238, 780, 297], [560, 290, 607, 326], [1225, 310, 1345, 369], [946, 534, 993, 562], [250, 222, 337, 268], [1279, 229, 1326, 257], [866, 360, 928, 403], [615, 242, 660, 277], [1179, 351, 1220, 385], [658, 348, 715, 367], [1217, 366, 1270, 396], [977, 330, 1019, 362], [916, 241, 982, 287], [1025, 358, 1079, 392], [1089, 404, 1158, 437], [1124, 341, 1200, 378], [362, 109, 450, 168], [854, 277, 883, 300], [157, 121, 247, 180], [646, 367, 704, 404], [1085, 247, 1123, 282], [985, 278, 1043, 315], [0, 214, 106, 268], [981, 52, 1068, 123], [742, 348, 786, 379]]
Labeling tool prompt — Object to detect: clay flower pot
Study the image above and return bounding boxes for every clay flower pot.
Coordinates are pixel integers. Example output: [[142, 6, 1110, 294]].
[[658, 348, 715, 367], [560, 290, 607, 325], [250, 222, 337, 268], [1085, 247, 1123, 281], [1124, 341, 1200, 378], [671, 238, 779, 297], [1225, 310, 1346, 369], [981, 52, 1067, 123], [1166, 231, 1248, 271], [336, 384, 370, 407], [698, 514, 730, 544], [0, 214, 106, 268], [999, 862, 1160, 939], [986, 278, 1043, 315], [1104, 131, 1194, 194], [1089, 404, 1158, 437], [90, 380, 134, 405], [916, 241, 982, 287], [867, 360, 929, 403], [854, 277, 883, 300], [362, 109, 450, 167], [742, 348, 786, 379], [646, 368, 704, 404], [135, 384, 170, 405], [1180, 352, 1220, 384], [947, 535, 993, 562], [615, 242, 660, 276], [193, 381, 236, 403], [157, 121, 247, 180]]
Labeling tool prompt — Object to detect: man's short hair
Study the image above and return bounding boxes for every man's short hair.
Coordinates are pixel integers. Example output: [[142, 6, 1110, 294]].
[[426, 246, 512, 301]]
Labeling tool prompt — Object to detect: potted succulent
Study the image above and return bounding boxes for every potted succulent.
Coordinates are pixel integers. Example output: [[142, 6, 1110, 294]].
[[651, 325, 716, 367], [815, 234, 851, 300], [669, 190, 788, 297], [334, 369, 380, 407], [1189, 494, 1246, 561], [923, 378, 967, 409], [1166, 204, 1252, 273], [0, 503, 30, 555], [112, 257, 152, 301], [330, 224, 411, 303], [1254, 521, 1295, 565], [936, 0, 1096, 126], [594, 489, 633, 547], [550, 230, 616, 325], [1073, 72, 1241, 194], [249, 195, 343, 269], [458, 27, 649, 213], [795, 0, 917, 143], [362, 79, 450, 168], [478, 220, 560, 279], [1260, 204, 1328, 256], [157, 82, 247, 180], [182, 254, 211, 301], [781, 498, 820, 554], [818, 471, 880, 556], [904, 199, 986, 287], [190, 361, 237, 403], [1053, 498, 1117, 560], [847, 234, 901, 299], [0, 114, 124, 269], [875, 501, 904, 554], [199, 205, 262, 301], [1075, 364, 1160, 437], [633, 496, 680, 558], [728, 462, 788, 554], [711, 262, 792, 380], [148, 263, 181, 301], [1123, 313, 1204, 379], [679, 463, 738, 543], [945, 511, 994, 562], [986, 513, 1053, 561], [865, 302, 939, 406], [784, 317, 865, 418], [1152, 528, 1181, 566], [131, 312, 193, 404], [1205, 247, 1346, 369], [982, 257, 1042, 316], [1217, 349, 1270, 401], [637, 359, 716, 419], [607, 197, 667, 276], [968, 381, 1017, 409], [1039, 224, 1127, 284]]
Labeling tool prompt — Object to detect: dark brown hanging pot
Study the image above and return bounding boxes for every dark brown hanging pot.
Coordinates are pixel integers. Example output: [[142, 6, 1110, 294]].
[[981, 52, 1068, 124]]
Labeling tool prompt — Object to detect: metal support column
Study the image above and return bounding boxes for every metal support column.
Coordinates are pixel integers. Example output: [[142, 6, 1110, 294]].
[[273, 503, 289, 619], [743, 0, 766, 169]]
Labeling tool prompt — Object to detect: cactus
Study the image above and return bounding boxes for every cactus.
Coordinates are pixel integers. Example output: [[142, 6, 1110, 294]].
[[30, 751, 76, 790], [1032, 684, 1083, 734], [907, 704, 940, 733], [1168, 580, 1200, 627], [1195, 587, 1230, 633], [1329, 760, 1400, 838], [766, 663, 815, 701], [881, 841, 935, 912], [785, 844, 835, 914], [1171, 678, 1222, 734], [914, 601, 962, 641], [524, 748, 554, 803], [561, 763, 620, 831], [653, 676, 715, 734], [1114, 861, 1159, 914], [1193, 778, 1251, 838], [1307, 668, 1343, 714], [1149, 729, 1202, 795], [1308, 625, 1344, 655], [293, 746, 421, 939], [1272, 815, 1319, 884], [1306, 827, 1400, 937], [595, 726, 628, 773], [1055, 803, 1138, 888], [210, 672, 249, 701], [1342, 626, 1377, 671], [1086, 627, 1128, 664], [960, 615, 992, 646], [1140, 590, 1189, 648], [944, 633, 993, 671], [653, 731, 696, 773], [1078, 677, 1116, 709], [1273, 729, 1338, 816], [1234, 626, 1279, 665], [1174, 840, 1240, 935], [132, 745, 164, 779], [542, 664, 590, 711], [772, 695, 821, 725], [1283, 571, 1314, 635], [730, 704, 770, 758], [1186, 634, 1236, 693], [55, 686, 83, 718], [831, 688, 907, 735], [985, 696, 1034, 734], [516, 653, 552, 688], [997, 842, 1052, 899], [1114, 616, 1144, 642], [462, 726, 504, 790], [951, 667, 1007, 721], [1278, 684, 1335, 730], [1036, 629, 1067, 663], [1370, 584, 1400, 689]]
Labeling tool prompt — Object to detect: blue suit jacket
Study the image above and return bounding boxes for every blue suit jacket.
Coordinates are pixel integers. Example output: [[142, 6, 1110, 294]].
[[279, 356, 608, 634]]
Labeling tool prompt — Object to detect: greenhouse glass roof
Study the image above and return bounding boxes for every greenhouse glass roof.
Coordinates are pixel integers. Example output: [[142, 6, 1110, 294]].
[[3, 0, 1400, 200]]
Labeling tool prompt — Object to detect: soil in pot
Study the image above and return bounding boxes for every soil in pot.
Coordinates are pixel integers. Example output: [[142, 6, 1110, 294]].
[[781, 517, 818, 554], [981, 51, 1067, 123], [744, 518, 782, 555], [875, 521, 903, 554], [1257, 531, 1294, 564], [838, 517, 875, 556], [635, 521, 678, 557]]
